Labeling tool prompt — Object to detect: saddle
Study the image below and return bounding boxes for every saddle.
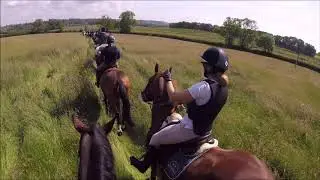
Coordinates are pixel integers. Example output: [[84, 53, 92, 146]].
[[103, 66, 118, 74], [156, 135, 218, 180], [96, 65, 119, 88]]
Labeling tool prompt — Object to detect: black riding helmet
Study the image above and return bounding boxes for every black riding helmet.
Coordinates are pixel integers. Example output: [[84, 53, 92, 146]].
[[201, 47, 229, 72], [107, 35, 116, 44], [101, 46, 120, 60], [100, 27, 107, 32]]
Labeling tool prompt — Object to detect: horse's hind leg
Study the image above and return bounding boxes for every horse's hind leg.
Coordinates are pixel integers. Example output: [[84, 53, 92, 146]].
[[116, 100, 124, 136], [118, 80, 135, 127], [103, 97, 111, 115], [107, 98, 123, 136]]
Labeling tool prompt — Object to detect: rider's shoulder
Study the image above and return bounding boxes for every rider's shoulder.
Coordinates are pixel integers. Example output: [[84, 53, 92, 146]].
[[189, 81, 211, 91]]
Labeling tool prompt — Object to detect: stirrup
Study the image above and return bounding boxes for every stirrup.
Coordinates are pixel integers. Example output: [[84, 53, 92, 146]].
[[130, 156, 148, 173]]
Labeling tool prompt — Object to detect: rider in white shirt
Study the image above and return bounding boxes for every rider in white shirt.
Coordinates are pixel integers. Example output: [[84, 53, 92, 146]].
[[130, 47, 230, 173]]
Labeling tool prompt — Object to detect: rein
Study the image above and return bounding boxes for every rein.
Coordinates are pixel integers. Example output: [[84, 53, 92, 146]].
[[152, 100, 173, 107]]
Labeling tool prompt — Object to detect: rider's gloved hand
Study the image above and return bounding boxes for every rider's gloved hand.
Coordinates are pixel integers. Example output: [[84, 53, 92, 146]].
[[162, 69, 172, 82]]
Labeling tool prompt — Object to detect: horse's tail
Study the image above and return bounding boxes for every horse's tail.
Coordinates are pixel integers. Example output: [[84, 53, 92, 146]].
[[118, 80, 135, 127]]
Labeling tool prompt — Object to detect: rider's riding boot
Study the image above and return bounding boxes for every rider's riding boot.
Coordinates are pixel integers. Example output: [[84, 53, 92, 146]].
[[95, 71, 101, 87], [126, 115, 135, 127], [130, 146, 157, 173], [122, 99, 135, 127]]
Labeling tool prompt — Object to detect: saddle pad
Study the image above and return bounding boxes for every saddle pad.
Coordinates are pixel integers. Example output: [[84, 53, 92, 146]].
[[104, 67, 118, 73], [163, 139, 219, 180]]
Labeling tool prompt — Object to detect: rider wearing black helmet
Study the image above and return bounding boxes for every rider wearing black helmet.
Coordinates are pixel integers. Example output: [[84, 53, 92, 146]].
[[130, 47, 229, 173], [95, 34, 120, 87], [94, 27, 109, 46]]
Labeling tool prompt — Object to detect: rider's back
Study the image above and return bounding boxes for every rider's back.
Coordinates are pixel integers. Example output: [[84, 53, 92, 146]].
[[101, 45, 120, 66], [96, 32, 109, 45]]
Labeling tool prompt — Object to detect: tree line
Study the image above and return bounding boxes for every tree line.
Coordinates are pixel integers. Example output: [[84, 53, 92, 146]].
[[172, 17, 317, 57], [274, 36, 316, 57], [92, 11, 136, 33], [1, 11, 137, 35], [30, 19, 64, 33], [169, 21, 213, 32]]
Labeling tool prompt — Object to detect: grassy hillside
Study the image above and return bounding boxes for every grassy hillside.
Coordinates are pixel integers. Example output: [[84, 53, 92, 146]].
[[1, 33, 319, 180], [133, 26, 225, 44], [132, 26, 320, 69]]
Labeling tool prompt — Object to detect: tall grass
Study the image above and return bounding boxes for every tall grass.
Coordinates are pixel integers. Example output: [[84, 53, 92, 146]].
[[1, 33, 319, 180]]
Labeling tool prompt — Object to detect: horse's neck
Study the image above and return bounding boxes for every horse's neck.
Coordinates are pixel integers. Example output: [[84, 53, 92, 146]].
[[151, 105, 176, 126]]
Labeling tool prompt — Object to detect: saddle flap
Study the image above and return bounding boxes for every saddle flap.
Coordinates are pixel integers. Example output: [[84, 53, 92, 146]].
[[159, 138, 218, 180], [104, 67, 118, 74]]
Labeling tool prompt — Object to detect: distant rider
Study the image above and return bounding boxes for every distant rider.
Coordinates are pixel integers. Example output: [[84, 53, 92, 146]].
[[94, 27, 110, 50], [95, 35, 120, 87]]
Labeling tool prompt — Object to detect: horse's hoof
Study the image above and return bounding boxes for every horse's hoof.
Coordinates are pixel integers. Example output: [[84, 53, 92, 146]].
[[117, 131, 123, 136]]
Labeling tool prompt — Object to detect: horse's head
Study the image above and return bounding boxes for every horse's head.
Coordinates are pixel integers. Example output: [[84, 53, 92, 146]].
[[72, 114, 116, 180], [71, 113, 113, 135], [141, 63, 172, 104]]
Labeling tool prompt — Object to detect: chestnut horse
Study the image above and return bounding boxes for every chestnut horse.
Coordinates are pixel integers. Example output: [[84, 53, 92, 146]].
[[72, 114, 116, 180], [95, 50, 134, 136], [141, 63, 274, 180]]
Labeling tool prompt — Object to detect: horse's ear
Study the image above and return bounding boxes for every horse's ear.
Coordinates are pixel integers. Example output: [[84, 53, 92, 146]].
[[159, 77, 164, 96], [169, 67, 172, 73], [155, 63, 159, 73]]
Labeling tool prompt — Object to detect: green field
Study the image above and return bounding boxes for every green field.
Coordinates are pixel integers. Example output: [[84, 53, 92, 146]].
[[132, 26, 320, 69], [1, 33, 320, 180], [43, 25, 320, 69]]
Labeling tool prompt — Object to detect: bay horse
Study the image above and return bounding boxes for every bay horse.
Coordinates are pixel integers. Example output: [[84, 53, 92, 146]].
[[140, 63, 274, 180], [95, 47, 134, 136], [72, 114, 116, 180]]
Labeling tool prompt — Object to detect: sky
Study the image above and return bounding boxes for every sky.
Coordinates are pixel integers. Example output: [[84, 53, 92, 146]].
[[1, 1, 319, 51]]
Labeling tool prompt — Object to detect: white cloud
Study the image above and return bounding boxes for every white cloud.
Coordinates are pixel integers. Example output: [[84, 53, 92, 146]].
[[6, 0, 29, 6], [1, 1, 319, 51]]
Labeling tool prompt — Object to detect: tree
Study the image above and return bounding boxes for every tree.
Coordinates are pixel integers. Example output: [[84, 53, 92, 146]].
[[57, 21, 64, 32], [47, 19, 64, 32], [212, 25, 223, 35], [221, 17, 241, 47], [274, 35, 317, 57], [169, 21, 213, 32], [303, 43, 316, 57], [119, 11, 136, 33], [32, 19, 47, 33], [239, 18, 258, 49], [99, 15, 115, 30], [256, 34, 275, 53], [47, 19, 57, 30]]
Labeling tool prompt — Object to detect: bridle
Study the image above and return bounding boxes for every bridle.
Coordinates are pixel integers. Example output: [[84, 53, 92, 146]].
[[143, 75, 174, 109]]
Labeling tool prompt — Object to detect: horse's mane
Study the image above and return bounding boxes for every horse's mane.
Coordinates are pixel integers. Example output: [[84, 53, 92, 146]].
[[90, 125, 116, 180]]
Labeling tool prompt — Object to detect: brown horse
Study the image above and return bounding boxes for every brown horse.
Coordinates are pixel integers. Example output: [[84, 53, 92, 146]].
[[95, 51, 134, 136], [141, 63, 274, 180], [72, 114, 116, 180]]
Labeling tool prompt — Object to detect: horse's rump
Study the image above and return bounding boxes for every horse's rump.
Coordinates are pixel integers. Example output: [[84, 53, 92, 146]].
[[100, 68, 130, 93], [99, 67, 134, 133], [187, 148, 273, 180]]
